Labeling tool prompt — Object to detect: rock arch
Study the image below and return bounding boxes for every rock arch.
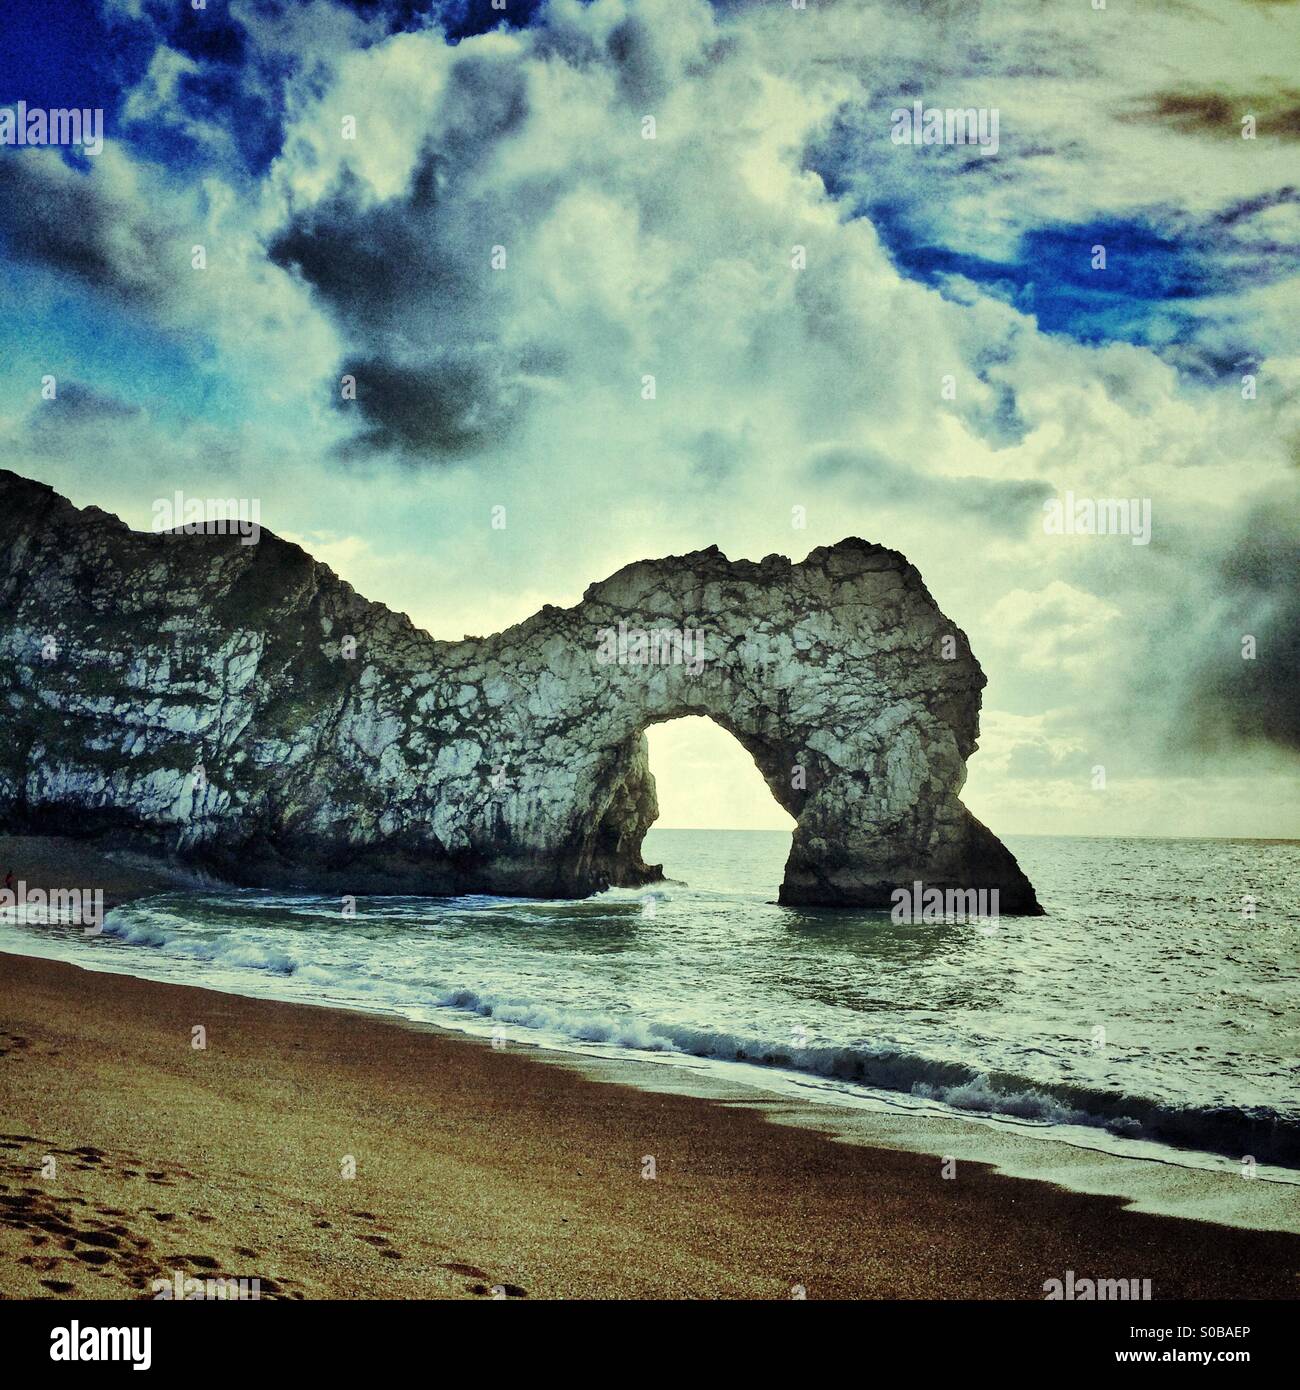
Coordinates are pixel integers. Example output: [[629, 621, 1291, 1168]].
[[0, 470, 1041, 913]]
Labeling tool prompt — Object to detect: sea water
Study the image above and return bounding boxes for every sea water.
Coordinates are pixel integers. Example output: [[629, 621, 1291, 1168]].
[[1, 831, 1296, 1171]]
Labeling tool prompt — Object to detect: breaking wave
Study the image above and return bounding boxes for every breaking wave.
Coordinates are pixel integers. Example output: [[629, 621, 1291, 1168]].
[[92, 905, 1300, 1168]]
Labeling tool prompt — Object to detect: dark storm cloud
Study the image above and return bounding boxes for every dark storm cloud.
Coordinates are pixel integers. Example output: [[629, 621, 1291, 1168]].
[[269, 155, 533, 462], [267, 53, 546, 465], [335, 353, 521, 458], [1179, 504, 1300, 753], [808, 447, 1051, 534], [0, 155, 171, 308], [268, 165, 456, 337], [268, 49, 532, 324]]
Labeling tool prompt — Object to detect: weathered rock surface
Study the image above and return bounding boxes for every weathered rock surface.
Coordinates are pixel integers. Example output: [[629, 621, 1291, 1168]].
[[0, 470, 1041, 912]]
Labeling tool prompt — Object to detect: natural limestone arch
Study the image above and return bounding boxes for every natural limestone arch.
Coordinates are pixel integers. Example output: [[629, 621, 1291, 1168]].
[[549, 545, 1039, 912], [0, 471, 1041, 913]]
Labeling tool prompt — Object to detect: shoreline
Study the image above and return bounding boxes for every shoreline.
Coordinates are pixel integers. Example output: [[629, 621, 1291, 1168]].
[[0, 834, 191, 914], [1, 950, 1297, 1299], [8, 928, 1300, 1232]]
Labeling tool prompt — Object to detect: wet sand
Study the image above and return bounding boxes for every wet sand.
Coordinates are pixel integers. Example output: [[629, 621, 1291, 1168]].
[[0, 950, 1297, 1300]]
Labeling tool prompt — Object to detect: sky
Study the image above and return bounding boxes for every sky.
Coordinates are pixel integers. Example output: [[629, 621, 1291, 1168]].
[[0, 0, 1296, 837]]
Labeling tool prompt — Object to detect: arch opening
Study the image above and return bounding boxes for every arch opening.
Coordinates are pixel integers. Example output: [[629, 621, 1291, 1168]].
[[640, 716, 795, 891]]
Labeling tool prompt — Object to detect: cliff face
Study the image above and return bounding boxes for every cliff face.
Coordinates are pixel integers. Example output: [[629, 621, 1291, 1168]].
[[0, 470, 1041, 911]]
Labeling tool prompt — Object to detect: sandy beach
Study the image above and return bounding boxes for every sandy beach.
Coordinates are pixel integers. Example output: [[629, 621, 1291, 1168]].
[[1, 940, 1297, 1300]]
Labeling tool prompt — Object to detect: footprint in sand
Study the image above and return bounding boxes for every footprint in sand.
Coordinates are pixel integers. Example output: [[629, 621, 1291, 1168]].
[[75, 1230, 121, 1248], [177, 1254, 221, 1270], [356, 1232, 403, 1258], [342, 1213, 402, 1260]]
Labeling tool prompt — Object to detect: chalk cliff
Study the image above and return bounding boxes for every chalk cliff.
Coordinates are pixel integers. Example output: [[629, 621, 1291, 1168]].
[[0, 470, 1041, 912]]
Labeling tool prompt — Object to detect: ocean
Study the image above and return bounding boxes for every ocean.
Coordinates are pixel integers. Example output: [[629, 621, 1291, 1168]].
[[2, 830, 1296, 1173]]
